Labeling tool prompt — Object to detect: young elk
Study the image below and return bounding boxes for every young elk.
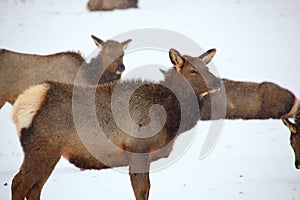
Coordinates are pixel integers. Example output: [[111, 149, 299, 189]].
[[87, 0, 138, 11], [282, 105, 300, 169], [0, 35, 131, 109], [11, 48, 221, 200], [200, 78, 298, 120]]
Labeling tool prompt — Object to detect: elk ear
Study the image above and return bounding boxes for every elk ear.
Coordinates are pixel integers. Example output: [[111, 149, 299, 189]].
[[199, 48, 216, 65], [91, 35, 105, 49], [121, 39, 132, 50], [282, 117, 297, 134], [169, 48, 184, 72]]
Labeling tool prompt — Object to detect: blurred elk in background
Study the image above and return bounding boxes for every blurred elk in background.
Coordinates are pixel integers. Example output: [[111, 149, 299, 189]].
[[87, 0, 138, 11]]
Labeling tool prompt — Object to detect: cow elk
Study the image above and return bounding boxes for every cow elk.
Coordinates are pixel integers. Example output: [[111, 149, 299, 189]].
[[282, 105, 300, 169], [0, 35, 131, 109], [160, 49, 298, 120], [11, 48, 221, 200], [87, 0, 138, 11], [200, 79, 299, 120]]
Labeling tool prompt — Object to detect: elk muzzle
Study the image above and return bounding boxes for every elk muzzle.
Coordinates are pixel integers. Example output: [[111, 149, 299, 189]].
[[116, 64, 125, 75], [200, 80, 222, 98]]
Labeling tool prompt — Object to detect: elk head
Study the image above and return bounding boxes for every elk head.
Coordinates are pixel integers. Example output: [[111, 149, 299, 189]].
[[91, 35, 132, 83], [282, 117, 300, 169], [168, 48, 221, 100]]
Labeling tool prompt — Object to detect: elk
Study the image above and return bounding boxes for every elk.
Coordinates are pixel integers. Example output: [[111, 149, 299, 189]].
[[192, 49, 298, 120], [11, 48, 221, 200], [159, 49, 299, 120], [0, 35, 131, 109], [282, 105, 300, 169], [87, 0, 138, 11]]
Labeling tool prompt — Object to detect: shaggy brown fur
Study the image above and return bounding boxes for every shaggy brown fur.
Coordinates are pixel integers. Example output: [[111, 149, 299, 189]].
[[87, 0, 138, 11], [0, 35, 131, 109], [200, 78, 299, 120], [282, 105, 300, 169], [11, 48, 221, 200]]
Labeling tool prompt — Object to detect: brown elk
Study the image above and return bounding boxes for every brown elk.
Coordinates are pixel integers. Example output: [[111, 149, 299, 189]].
[[87, 0, 138, 11], [11, 48, 221, 200], [159, 49, 299, 120], [195, 48, 299, 120], [0, 35, 132, 109], [282, 105, 300, 169]]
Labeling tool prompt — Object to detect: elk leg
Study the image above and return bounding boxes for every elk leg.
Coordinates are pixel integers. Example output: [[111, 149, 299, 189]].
[[12, 155, 60, 200], [129, 154, 150, 200], [26, 160, 59, 200], [11, 167, 32, 200], [12, 133, 61, 200]]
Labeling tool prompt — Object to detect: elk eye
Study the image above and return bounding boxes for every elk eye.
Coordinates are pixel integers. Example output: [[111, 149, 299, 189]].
[[190, 69, 198, 75]]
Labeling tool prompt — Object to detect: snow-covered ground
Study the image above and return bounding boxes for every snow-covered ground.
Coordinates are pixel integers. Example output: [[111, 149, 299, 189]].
[[1, 0, 300, 199]]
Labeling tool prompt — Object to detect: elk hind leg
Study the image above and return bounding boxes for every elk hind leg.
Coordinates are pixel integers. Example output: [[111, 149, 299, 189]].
[[12, 133, 61, 200], [26, 157, 60, 200]]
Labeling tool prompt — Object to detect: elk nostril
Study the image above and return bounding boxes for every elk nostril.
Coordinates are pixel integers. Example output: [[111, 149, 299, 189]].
[[117, 65, 125, 72]]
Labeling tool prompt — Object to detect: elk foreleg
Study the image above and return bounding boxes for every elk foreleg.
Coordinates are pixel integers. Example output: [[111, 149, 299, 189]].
[[129, 154, 150, 200]]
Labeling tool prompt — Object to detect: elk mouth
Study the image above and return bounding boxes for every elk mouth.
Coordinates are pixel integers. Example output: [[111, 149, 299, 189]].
[[200, 87, 221, 98], [116, 70, 123, 75]]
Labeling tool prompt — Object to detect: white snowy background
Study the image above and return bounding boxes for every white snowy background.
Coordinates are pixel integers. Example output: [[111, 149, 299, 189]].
[[1, 0, 300, 199]]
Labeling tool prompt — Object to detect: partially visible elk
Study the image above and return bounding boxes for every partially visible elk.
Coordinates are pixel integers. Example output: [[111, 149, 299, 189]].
[[282, 105, 300, 169], [200, 79, 299, 120], [0, 35, 131, 109], [161, 49, 299, 120], [11, 48, 221, 200], [87, 0, 138, 11]]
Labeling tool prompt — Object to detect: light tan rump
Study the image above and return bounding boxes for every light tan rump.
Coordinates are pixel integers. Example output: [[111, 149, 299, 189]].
[[12, 83, 50, 137]]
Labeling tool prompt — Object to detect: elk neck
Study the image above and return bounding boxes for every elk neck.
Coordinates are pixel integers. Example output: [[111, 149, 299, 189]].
[[158, 69, 202, 137]]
